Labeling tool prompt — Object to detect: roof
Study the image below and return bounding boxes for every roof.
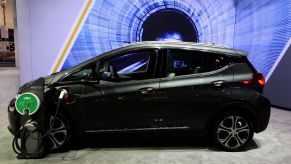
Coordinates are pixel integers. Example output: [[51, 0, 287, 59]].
[[123, 41, 247, 56]]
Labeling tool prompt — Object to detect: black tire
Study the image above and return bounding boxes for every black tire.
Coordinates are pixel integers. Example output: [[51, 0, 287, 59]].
[[211, 111, 254, 151], [46, 114, 71, 153]]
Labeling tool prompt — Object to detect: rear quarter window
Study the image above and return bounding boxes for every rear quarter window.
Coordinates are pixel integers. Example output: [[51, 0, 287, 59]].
[[231, 56, 257, 73]]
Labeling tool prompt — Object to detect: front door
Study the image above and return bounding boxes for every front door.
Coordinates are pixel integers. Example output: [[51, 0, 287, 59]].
[[80, 49, 160, 133]]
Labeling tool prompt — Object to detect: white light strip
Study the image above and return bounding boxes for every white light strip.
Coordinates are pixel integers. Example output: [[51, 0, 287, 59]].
[[266, 38, 291, 82]]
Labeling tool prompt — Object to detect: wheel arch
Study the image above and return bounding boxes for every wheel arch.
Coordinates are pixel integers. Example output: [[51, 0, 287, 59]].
[[207, 101, 259, 134]]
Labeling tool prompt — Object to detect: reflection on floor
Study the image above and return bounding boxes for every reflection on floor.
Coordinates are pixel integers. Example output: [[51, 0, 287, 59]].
[[0, 68, 291, 164]]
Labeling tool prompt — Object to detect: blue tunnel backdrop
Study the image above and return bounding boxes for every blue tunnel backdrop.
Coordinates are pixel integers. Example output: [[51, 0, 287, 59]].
[[62, 0, 291, 77]]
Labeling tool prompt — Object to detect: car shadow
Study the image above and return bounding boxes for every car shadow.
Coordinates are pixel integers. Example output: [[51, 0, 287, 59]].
[[69, 135, 259, 152]]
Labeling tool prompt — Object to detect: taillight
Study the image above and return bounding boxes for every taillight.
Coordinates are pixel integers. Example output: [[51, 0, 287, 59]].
[[241, 73, 265, 86], [253, 73, 265, 86]]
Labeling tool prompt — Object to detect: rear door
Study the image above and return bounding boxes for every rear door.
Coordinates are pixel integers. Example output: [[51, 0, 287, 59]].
[[157, 49, 233, 132]]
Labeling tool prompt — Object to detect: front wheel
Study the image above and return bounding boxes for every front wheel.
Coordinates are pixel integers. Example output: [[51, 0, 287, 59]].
[[212, 112, 254, 151], [46, 114, 71, 152]]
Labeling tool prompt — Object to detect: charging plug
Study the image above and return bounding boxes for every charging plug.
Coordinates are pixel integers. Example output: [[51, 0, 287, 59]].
[[58, 89, 68, 100]]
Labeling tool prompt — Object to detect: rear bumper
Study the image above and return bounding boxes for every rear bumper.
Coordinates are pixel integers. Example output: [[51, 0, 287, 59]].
[[253, 95, 271, 133]]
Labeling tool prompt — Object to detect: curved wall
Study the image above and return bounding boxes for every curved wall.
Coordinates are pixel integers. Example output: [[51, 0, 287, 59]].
[[234, 0, 291, 76], [61, 0, 291, 78], [62, 0, 236, 70]]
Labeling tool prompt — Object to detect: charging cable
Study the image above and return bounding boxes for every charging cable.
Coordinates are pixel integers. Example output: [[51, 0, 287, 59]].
[[12, 89, 68, 157]]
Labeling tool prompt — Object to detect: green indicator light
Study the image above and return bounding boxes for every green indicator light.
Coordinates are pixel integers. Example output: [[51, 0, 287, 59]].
[[15, 93, 40, 115]]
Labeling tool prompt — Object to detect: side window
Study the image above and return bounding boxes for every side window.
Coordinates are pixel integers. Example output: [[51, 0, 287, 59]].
[[99, 50, 153, 82], [166, 50, 230, 77], [62, 64, 94, 81]]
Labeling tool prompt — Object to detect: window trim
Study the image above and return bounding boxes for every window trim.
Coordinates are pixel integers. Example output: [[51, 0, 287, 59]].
[[159, 63, 232, 81]]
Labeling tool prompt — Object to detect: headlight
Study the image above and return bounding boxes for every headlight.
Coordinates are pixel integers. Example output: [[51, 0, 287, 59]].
[[8, 96, 17, 112]]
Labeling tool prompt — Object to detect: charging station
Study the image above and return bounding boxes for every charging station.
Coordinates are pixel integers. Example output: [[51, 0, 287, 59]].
[[13, 78, 46, 159]]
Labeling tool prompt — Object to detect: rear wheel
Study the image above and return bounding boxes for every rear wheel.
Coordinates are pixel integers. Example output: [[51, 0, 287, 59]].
[[212, 112, 254, 151], [47, 114, 71, 152]]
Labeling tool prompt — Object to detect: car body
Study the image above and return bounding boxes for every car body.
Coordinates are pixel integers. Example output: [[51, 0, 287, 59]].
[[8, 41, 270, 152]]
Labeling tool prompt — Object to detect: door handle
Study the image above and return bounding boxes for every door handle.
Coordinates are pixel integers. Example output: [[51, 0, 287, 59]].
[[138, 87, 155, 95], [212, 80, 227, 87]]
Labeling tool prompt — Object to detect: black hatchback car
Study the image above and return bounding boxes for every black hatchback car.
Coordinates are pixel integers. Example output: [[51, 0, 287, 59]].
[[8, 41, 270, 152]]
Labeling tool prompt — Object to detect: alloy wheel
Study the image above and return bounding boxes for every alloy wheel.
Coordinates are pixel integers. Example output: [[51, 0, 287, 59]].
[[47, 116, 68, 150], [217, 115, 250, 149]]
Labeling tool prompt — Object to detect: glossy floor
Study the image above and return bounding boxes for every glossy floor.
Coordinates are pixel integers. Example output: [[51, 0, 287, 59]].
[[0, 68, 290, 164]]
